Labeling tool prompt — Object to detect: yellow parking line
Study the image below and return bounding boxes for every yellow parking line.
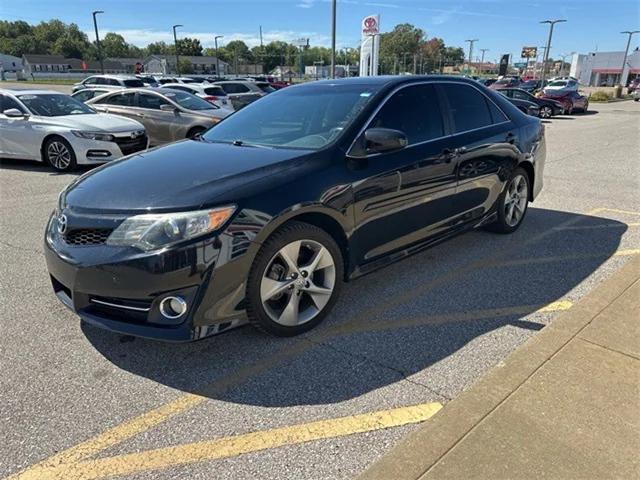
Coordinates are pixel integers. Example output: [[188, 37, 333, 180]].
[[599, 208, 640, 216], [12, 403, 443, 480], [8, 341, 315, 479], [554, 222, 640, 231], [491, 249, 639, 268], [320, 300, 572, 339], [7, 207, 605, 478]]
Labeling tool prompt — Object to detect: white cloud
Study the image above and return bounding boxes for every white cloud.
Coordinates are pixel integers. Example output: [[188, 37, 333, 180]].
[[93, 28, 347, 49], [297, 0, 314, 8]]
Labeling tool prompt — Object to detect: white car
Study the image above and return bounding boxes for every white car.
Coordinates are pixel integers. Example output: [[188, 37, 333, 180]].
[[543, 79, 579, 94], [0, 89, 148, 172], [160, 83, 234, 110], [72, 74, 145, 93]]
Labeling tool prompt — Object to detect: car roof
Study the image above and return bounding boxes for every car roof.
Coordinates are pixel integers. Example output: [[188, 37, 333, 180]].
[[89, 74, 140, 79], [0, 88, 63, 95]]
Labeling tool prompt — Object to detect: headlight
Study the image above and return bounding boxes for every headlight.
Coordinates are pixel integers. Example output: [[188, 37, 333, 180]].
[[106, 206, 236, 251], [71, 130, 115, 141]]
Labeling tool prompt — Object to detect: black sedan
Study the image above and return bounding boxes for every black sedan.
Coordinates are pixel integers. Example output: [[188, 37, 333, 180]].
[[45, 76, 546, 341], [499, 88, 564, 118]]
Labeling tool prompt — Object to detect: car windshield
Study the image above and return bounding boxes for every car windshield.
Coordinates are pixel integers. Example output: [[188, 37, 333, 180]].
[[203, 84, 379, 150], [123, 79, 145, 87], [162, 90, 216, 111], [18, 94, 95, 116]]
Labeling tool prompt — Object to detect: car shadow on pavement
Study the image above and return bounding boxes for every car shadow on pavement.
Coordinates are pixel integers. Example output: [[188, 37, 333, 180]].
[[84, 207, 628, 407], [0, 158, 93, 176]]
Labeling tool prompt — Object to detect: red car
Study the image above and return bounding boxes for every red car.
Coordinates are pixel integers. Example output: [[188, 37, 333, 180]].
[[628, 78, 640, 93], [539, 90, 589, 114]]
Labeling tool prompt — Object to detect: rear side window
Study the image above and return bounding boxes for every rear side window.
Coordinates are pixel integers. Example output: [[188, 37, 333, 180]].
[[73, 90, 97, 102], [123, 79, 144, 88], [371, 84, 444, 145], [96, 92, 135, 106], [441, 84, 495, 133], [137, 93, 170, 110], [220, 83, 250, 94], [204, 86, 226, 96]]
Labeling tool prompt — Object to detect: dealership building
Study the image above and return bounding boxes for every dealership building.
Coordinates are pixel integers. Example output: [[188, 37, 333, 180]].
[[570, 48, 640, 86]]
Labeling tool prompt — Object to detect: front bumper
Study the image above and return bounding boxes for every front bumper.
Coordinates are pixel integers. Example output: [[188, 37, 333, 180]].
[[44, 211, 256, 341], [65, 133, 148, 165]]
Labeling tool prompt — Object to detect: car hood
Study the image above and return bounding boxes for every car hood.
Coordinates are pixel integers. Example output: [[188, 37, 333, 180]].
[[39, 113, 144, 132], [63, 140, 320, 213]]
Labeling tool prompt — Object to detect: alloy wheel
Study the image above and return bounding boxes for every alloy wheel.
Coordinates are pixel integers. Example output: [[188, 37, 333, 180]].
[[260, 239, 336, 326], [47, 141, 71, 170], [540, 106, 552, 119], [504, 174, 528, 227]]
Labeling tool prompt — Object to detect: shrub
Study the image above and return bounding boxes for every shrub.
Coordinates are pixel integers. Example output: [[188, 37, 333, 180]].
[[590, 91, 612, 102]]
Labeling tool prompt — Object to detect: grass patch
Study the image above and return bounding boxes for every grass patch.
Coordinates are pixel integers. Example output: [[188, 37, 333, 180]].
[[589, 90, 613, 102]]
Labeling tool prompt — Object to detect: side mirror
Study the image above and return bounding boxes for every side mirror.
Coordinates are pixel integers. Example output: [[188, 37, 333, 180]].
[[3, 108, 27, 118], [363, 128, 408, 154]]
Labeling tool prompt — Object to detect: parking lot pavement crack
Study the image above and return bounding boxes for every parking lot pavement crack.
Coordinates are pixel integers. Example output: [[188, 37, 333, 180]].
[[0, 239, 43, 255], [302, 337, 453, 401]]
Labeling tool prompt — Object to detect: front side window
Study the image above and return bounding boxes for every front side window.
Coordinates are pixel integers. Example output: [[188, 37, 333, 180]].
[[83, 77, 98, 85], [203, 84, 378, 150], [72, 90, 97, 102], [441, 84, 494, 133], [1, 95, 26, 113], [17, 94, 94, 116], [137, 92, 170, 110], [513, 90, 529, 100], [123, 79, 145, 88], [161, 91, 214, 111], [370, 84, 444, 145]]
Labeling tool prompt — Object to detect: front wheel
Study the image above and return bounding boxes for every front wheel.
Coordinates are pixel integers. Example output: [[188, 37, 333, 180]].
[[539, 105, 553, 119], [43, 137, 77, 172], [486, 168, 530, 234], [246, 221, 344, 336]]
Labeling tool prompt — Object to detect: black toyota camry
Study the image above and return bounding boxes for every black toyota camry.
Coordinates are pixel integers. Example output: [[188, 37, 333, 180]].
[[45, 76, 546, 341]]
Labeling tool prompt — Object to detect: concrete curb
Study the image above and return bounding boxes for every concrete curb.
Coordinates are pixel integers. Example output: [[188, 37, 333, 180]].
[[359, 255, 640, 480]]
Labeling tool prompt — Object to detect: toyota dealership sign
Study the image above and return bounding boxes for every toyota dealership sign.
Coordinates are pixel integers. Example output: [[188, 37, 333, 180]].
[[362, 15, 380, 36]]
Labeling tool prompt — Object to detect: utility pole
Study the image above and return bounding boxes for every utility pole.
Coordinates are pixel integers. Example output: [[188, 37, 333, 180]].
[[620, 31, 640, 86], [539, 19, 566, 85], [559, 51, 575, 77], [214, 35, 223, 77], [92, 11, 104, 74], [480, 48, 489, 75], [330, 0, 337, 78], [465, 39, 478, 74], [172, 24, 183, 75]]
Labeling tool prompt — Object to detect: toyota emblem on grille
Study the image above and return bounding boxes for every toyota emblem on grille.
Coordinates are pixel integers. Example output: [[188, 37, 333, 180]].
[[57, 214, 68, 235]]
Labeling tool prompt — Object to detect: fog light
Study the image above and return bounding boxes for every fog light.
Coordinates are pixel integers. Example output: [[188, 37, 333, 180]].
[[159, 296, 187, 319]]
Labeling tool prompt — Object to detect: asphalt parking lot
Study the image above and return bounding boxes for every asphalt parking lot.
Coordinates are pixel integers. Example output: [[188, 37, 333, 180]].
[[1, 99, 639, 480]]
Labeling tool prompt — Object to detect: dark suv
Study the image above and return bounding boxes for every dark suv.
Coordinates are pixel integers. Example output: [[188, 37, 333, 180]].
[[45, 76, 546, 341]]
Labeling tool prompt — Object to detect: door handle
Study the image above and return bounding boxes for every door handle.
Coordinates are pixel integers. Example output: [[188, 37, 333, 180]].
[[441, 147, 466, 163]]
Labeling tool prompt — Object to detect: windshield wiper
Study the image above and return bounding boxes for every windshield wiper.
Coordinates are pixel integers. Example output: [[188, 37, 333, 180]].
[[231, 140, 272, 149]]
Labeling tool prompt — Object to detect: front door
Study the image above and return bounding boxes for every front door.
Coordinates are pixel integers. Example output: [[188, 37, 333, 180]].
[[0, 95, 35, 159], [350, 83, 459, 266]]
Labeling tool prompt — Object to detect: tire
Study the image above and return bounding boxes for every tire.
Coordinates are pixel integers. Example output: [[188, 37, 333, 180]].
[[246, 221, 344, 337], [566, 104, 574, 115], [582, 102, 589, 113], [43, 136, 77, 172], [187, 127, 206, 139], [486, 167, 530, 234], [539, 105, 553, 119]]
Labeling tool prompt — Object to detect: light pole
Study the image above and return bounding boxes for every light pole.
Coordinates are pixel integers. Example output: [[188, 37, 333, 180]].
[[92, 11, 104, 74], [214, 35, 223, 77], [330, 0, 337, 78], [539, 19, 566, 85], [620, 31, 640, 86], [172, 24, 182, 76], [465, 39, 478, 74]]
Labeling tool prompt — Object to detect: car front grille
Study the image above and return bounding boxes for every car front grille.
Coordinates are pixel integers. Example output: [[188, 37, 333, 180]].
[[113, 134, 148, 156], [64, 228, 112, 246]]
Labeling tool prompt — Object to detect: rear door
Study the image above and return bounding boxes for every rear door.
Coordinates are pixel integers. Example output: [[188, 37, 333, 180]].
[[351, 83, 459, 264], [438, 82, 520, 225]]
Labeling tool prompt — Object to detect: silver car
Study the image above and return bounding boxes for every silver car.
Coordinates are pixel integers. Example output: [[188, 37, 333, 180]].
[[87, 88, 232, 146], [72, 74, 145, 93]]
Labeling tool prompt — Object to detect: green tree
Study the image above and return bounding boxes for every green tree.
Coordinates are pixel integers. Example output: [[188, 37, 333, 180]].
[[442, 46, 465, 66], [100, 33, 130, 58], [176, 37, 202, 56], [177, 58, 194, 74], [145, 41, 171, 55], [380, 23, 426, 72]]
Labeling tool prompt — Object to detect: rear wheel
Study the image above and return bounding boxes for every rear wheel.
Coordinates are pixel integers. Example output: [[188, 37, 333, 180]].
[[487, 167, 530, 234], [246, 221, 343, 337], [43, 136, 77, 172], [581, 101, 589, 113]]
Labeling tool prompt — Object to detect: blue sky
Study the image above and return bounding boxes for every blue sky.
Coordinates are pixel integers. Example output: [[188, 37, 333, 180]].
[[2, 0, 639, 61]]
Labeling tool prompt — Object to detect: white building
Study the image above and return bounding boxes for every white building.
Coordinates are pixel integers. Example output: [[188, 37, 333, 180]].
[[570, 49, 640, 87]]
